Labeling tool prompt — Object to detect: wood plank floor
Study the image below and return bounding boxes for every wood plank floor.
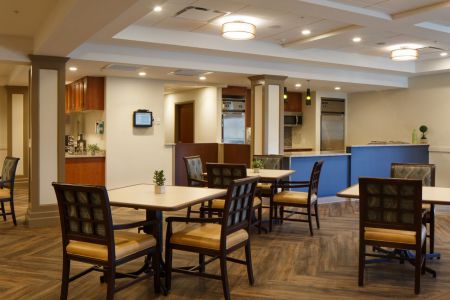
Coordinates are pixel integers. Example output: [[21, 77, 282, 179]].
[[2, 186, 450, 299]]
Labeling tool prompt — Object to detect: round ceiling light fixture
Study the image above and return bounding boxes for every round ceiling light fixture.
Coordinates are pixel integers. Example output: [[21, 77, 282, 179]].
[[390, 48, 419, 61], [222, 21, 256, 40]]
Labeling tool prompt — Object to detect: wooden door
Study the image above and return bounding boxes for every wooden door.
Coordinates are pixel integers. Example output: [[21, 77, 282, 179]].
[[175, 103, 194, 143]]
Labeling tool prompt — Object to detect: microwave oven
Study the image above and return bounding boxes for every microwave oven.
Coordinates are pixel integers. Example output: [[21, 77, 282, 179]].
[[284, 112, 302, 127]]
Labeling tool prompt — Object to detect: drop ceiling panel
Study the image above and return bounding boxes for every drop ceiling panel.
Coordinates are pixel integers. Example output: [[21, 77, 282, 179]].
[[136, 2, 191, 27], [192, 0, 248, 12], [370, 0, 445, 14], [154, 17, 207, 31]]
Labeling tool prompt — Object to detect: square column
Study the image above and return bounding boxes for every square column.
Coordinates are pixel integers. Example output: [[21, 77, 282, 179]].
[[25, 55, 68, 226], [248, 75, 287, 155]]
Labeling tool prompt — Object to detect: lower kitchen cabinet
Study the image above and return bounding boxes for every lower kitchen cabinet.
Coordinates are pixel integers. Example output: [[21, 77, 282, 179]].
[[65, 157, 105, 185]]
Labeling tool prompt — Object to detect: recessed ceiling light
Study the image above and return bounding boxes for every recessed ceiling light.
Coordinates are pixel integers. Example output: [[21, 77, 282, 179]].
[[69, 66, 77, 71], [138, 72, 147, 76], [199, 76, 207, 80], [295, 83, 301, 88], [301, 29, 311, 35], [153, 6, 162, 12], [440, 52, 448, 57], [352, 37, 362, 43], [334, 86, 341, 90]]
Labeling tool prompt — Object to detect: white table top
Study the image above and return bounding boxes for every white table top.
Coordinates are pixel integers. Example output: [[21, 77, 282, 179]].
[[246, 169, 295, 180], [108, 184, 226, 211], [337, 184, 450, 205]]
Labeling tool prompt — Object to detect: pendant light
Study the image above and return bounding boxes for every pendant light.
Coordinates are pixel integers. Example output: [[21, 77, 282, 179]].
[[306, 80, 311, 106], [283, 87, 288, 102]]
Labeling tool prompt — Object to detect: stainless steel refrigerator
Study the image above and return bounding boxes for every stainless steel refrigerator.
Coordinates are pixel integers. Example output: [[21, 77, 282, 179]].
[[320, 98, 345, 151], [222, 112, 245, 144]]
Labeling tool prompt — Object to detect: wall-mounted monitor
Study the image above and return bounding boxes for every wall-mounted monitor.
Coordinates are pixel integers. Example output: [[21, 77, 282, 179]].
[[133, 110, 153, 127]]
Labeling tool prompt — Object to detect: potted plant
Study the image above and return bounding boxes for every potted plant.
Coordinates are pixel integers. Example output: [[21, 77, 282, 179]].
[[252, 159, 264, 173], [87, 144, 100, 156], [153, 170, 166, 194], [419, 125, 428, 144]]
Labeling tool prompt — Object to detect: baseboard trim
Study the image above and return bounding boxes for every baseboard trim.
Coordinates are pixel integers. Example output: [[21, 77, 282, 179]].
[[24, 206, 60, 227]]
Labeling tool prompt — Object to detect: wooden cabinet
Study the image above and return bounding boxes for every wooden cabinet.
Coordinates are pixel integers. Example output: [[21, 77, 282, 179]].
[[65, 76, 104, 113], [284, 92, 302, 112], [65, 157, 105, 185]]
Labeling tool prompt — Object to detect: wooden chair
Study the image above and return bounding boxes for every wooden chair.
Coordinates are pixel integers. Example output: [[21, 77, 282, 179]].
[[0, 157, 20, 225], [358, 177, 427, 294], [183, 155, 208, 218], [165, 176, 259, 300], [52, 183, 161, 300], [391, 163, 437, 256], [253, 155, 287, 206], [271, 160, 323, 235], [206, 163, 263, 233]]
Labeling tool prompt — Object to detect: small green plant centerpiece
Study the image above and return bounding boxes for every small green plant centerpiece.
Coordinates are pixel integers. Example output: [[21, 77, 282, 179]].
[[87, 144, 100, 156], [252, 159, 264, 173], [153, 170, 166, 194], [419, 125, 428, 144]]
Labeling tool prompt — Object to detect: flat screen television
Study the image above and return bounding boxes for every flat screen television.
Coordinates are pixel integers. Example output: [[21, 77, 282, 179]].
[[133, 110, 153, 127]]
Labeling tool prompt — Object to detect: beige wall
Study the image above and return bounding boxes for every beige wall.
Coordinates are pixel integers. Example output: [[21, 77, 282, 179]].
[[347, 72, 450, 187], [0, 86, 6, 163], [164, 87, 222, 144], [105, 77, 173, 189]]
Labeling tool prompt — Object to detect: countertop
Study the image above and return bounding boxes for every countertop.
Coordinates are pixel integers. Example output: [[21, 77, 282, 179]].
[[349, 143, 428, 148], [66, 154, 106, 158], [285, 151, 350, 158]]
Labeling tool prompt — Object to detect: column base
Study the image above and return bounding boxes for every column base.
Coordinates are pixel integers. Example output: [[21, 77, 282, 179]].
[[24, 204, 60, 227]]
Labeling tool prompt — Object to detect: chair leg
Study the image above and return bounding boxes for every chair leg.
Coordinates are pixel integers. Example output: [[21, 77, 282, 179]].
[[269, 201, 274, 232], [430, 206, 435, 254], [245, 241, 255, 285], [199, 254, 205, 273], [105, 266, 115, 300], [152, 251, 161, 294], [219, 255, 231, 300], [279, 206, 284, 224], [358, 242, 365, 287], [165, 245, 173, 291], [422, 238, 427, 275], [60, 255, 70, 300], [10, 199, 17, 226], [314, 202, 320, 229], [308, 207, 314, 236], [257, 206, 262, 234], [1, 202, 6, 221], [186, 206, 192, 220], [415, 245, 421, 295]]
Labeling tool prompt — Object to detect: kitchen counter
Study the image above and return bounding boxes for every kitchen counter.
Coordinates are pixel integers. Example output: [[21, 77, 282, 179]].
[[66, 154, 106, 158], [284, 151, 350, 158]]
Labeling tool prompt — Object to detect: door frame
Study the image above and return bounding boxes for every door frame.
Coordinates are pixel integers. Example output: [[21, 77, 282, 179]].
[[174, 101, 195, 143]]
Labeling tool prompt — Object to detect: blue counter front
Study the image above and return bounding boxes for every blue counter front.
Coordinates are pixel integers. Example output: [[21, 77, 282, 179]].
[[348, 144, 429, 185], [288, 153, 350, 197]]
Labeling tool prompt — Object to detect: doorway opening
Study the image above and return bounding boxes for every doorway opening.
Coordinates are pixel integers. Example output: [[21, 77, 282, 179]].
[[175, 102, 194, 143]]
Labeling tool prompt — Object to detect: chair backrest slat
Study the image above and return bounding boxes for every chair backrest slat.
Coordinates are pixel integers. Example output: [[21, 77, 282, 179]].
[[221, 177, 258, 238], [391, 163, 435, 187], [359, 177, 422, 232], [53, 183, 114, 248], [206, 163, 247, 188], [184, 155, 205, 186], [1, 157, 20, 191], [307, 160, 324, 202]]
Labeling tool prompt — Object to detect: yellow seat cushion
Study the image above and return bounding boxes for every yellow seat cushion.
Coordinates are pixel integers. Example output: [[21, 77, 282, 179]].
[[364, 226, 427, 245], [66, 231, 156, 261], [422, 203, 431, 210], [211, 197, 262, 209], [0, 188, 11, 199], [170, 223, 248, 250], [257, 182, 272, 190], [273, 191, 317, 205]]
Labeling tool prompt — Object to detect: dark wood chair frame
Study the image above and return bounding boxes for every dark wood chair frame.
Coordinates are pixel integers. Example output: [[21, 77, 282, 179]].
[[253, 154, 286, 209], [165, 176, 259, 300], [0, 157, 20, 225], [270, 160, 323, 236], [358, 177, 431, 295], [390, 162, 437, 257], [205, 162, 263, 233], [52, 183, 161, 300], [183, 155, 208, 219]]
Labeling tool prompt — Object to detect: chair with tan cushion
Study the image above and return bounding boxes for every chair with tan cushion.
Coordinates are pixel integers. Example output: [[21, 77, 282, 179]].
[[253, 155, 287, 207], [165, 176, 259, 300], [0, 157, 19, 225], [206, 163, 263, 233], [271, 160, 323, 236], [183, 155, 208, 219], [391, 163, 437, 257], [358, 177, 430, 294], [52, 183, 161, 300]]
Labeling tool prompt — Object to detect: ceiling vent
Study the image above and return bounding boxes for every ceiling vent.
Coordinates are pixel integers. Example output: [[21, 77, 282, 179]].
[[174, 6, 227, 22], [172, 69, 207, 77], [102, 64, 140, 72]]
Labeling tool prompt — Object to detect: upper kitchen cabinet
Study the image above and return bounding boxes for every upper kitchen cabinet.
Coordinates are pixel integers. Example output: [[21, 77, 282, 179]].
[[65, 76, 104, 113], [284, 92, 302, 113]]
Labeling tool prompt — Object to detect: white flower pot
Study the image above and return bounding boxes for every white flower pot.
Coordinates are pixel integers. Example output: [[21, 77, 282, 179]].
[[155, 185, 165, 194]]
